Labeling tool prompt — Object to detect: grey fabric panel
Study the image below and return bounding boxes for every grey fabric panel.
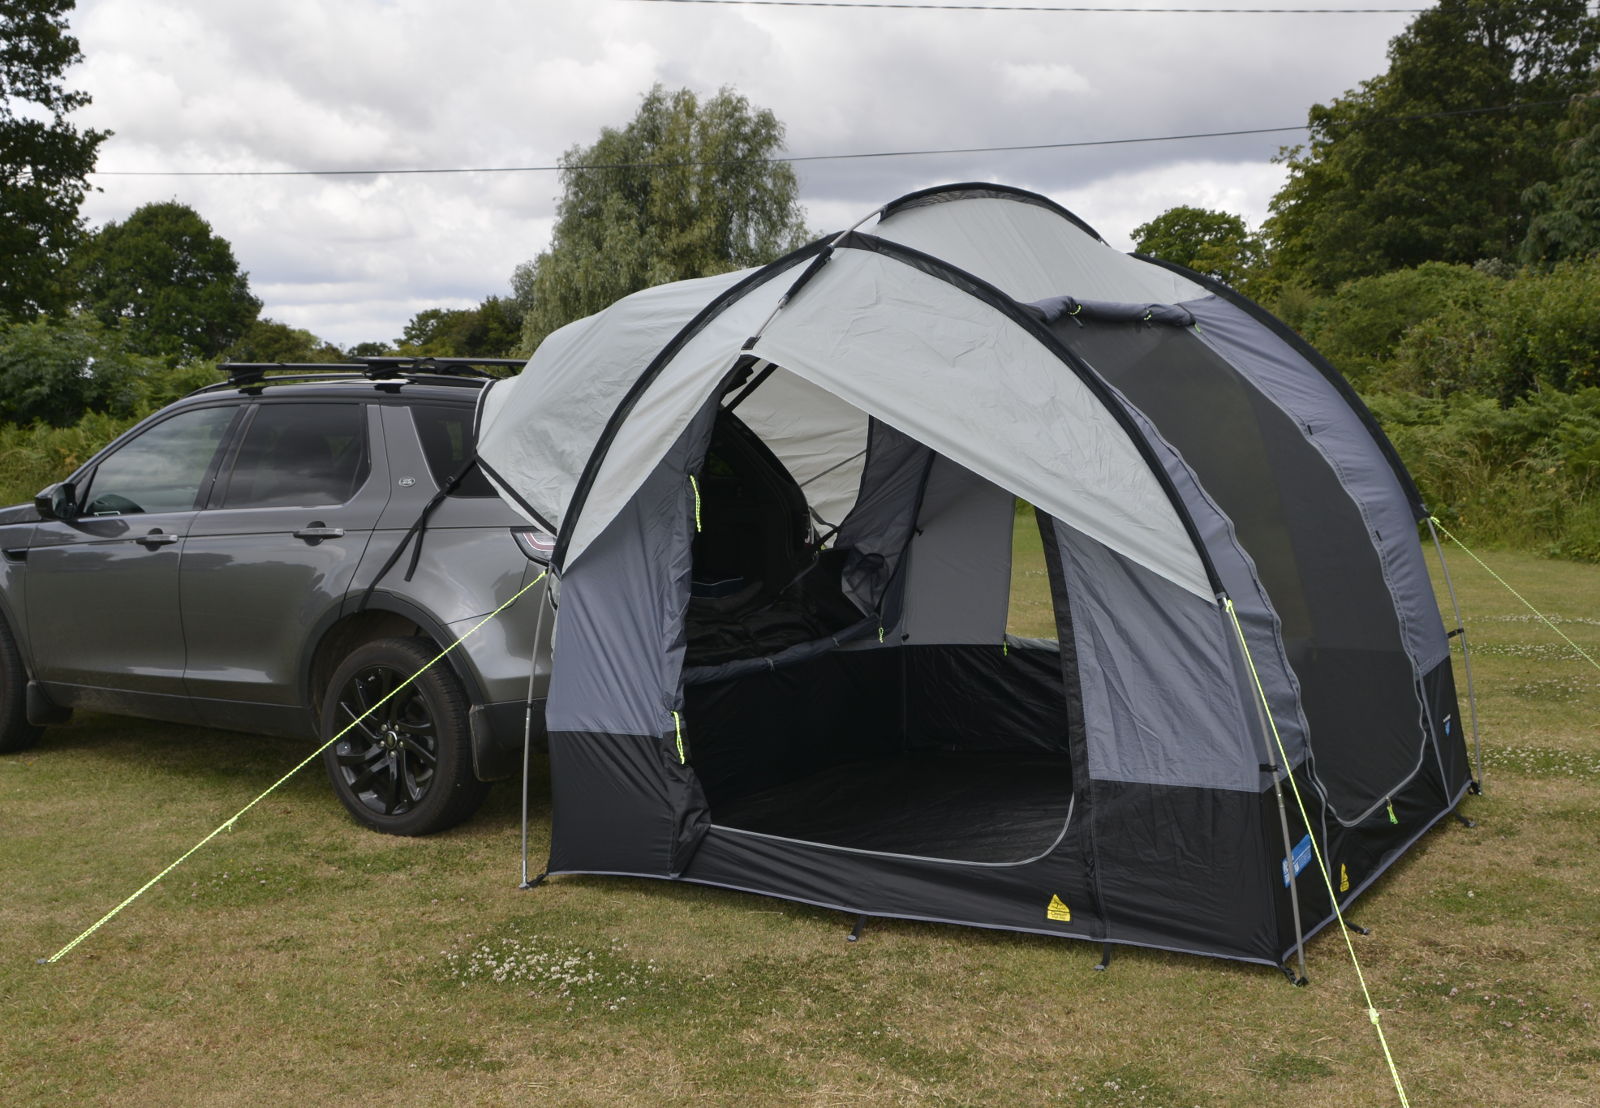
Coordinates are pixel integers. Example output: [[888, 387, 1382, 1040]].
[[1055, 522, 1261, 792], [1030, 296, 1195, 328], [835, 420, 932, 617], [899, 456, 1017, 646], [1113, 398, 1310, 771], [544, 404, 717, 736], [1187, 297, 1448, 674]]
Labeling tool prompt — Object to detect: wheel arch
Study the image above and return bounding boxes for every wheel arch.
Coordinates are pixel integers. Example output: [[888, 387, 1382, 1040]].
[[303, 593, 488, 721]]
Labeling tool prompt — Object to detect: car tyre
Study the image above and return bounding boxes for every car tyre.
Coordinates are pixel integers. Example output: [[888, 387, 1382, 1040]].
[[319, 637, 488, 835], [0, 615, 43, 754]]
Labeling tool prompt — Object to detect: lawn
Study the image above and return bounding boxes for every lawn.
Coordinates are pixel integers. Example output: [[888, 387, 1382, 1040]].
[[1, 523, 1596, 1106]]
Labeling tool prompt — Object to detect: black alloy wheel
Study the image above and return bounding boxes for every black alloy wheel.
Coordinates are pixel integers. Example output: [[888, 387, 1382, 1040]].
[[319, 637, 488, 835]]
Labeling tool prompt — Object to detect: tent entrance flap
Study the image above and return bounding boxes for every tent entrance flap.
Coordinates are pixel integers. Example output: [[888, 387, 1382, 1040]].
[[680, 410, 1077, 866]]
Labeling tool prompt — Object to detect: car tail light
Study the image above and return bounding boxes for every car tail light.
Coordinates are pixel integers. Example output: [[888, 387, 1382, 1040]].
[[511, 527, 556, 564]]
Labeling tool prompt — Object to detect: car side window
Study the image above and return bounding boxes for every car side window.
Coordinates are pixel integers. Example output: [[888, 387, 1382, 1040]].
[[80, 405, 238, 516], [410, 404, 497, 497], [221, 403, 370, 509]]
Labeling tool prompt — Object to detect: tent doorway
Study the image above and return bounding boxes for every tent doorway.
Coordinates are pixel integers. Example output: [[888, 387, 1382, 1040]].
[[682, 406, 1078, 865]]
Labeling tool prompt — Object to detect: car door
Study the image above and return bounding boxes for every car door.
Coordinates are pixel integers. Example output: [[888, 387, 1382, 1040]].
[[25, 402, 242, 720], [180, 399, 391, 733]]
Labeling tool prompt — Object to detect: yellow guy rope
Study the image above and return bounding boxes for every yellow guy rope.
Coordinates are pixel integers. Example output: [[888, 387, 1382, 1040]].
[[40, 570, 548, 965], [1430, 517, 1600, 675], [1223, 597, 1411, 1108]]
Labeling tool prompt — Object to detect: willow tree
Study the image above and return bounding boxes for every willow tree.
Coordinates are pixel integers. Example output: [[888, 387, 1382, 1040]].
[[517, 85, 810, 353]]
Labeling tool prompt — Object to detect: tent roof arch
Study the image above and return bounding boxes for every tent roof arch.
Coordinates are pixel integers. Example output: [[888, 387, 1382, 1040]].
[[748, 231, 1221, 597], [479, 187, 1225, 596]]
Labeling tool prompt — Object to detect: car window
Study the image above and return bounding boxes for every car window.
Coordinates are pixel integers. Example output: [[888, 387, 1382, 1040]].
[[80, 405, 238, 516], [221, 403, 370, 509], [410, 404, 497, 497]]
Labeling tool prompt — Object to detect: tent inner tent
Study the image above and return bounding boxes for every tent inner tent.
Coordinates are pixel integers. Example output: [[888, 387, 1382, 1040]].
[[477, 184, 1474, 969]]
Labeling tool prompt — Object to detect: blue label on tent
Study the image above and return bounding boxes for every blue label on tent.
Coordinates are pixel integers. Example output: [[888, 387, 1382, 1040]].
[[1444, 714, 1453, 736], [1282, 834, 1313, 887]]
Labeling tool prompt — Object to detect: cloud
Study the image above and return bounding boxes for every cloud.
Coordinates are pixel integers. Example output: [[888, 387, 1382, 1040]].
[[68, 0, 1413, 347]]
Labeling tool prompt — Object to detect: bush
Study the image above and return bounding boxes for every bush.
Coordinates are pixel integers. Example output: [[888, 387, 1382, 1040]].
[[1368, 389, 1600, 560], [0, 410, 142, 505], [1487, 260, 1600, 397], [1298, 262, 1501, 389]]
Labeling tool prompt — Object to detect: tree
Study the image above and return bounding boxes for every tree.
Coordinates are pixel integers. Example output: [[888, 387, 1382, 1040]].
[[1520, 88, 1600, 264], [1267, 1, 1600, 290], [70, 201, 261, 361], [397, 296, 520, 357], [224, 318, 343, 364], [517, 85, 810, 353], [0, 0, 110, 318], [0, 314, 161, 426], [1131, 206, 1266, 292]]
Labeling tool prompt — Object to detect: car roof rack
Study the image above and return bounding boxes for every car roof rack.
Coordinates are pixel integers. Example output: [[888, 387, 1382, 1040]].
[[207, 357, 527, 393]]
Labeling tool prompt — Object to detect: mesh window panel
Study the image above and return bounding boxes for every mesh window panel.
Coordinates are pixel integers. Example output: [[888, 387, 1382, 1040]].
[[1054, 320, 1423, 823]]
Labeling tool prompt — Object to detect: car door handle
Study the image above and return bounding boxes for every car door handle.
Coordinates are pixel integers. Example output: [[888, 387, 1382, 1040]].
[[136, 530, 180, 548], [294, 524, 345, 541]]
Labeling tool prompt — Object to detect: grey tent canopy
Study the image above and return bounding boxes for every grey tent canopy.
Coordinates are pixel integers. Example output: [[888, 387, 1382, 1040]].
[[478, 183, 1472, 970]]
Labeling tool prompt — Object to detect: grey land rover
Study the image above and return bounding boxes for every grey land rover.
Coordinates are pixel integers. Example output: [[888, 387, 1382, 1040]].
[[0, 359, 553, 835]]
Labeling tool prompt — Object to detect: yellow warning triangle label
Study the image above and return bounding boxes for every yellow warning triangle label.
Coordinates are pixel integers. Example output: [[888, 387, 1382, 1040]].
[[1046, 894, 1071, 922], [1339, 864, 1350, 893]]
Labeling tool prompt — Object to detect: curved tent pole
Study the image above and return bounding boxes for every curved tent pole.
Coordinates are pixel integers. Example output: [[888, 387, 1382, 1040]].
[[548, 236, 833, 572], [1135, 253, 1427, 521], [877, 181, 1109, 245], [519, 576, 555, 889], [823, 230, 1228, 596]]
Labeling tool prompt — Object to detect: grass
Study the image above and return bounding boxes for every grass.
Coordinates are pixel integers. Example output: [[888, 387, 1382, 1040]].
[[2, 524, 1597, 1106]]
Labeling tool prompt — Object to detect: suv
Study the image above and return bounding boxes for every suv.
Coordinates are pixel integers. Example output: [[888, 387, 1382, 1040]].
[[0, 359, 553, 835]]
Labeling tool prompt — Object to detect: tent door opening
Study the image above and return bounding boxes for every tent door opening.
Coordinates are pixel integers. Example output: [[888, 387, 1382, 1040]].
[[681, 406, 1077, 865]]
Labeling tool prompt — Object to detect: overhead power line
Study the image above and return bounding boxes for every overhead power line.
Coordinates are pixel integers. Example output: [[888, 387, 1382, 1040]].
[[89, 98, 1573, 180], [621, 0, 1429, 12]]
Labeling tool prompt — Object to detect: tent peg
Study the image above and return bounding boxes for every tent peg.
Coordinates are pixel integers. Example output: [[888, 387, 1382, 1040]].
[[519, 872, 547, 891], [1279, 964, 1309, 987], [1093, 943, 1114, 972], [1453, 811, 1477, 828], [1343, 919, 1370, 937], [846, 914, 870, 943]]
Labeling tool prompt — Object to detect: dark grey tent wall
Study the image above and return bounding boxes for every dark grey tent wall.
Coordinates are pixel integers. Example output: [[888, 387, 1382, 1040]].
[[1047, 306, 1461, 825]]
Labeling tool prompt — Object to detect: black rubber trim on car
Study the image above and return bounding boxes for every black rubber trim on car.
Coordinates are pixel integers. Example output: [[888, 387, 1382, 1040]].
[[314, 591, 489, 713]]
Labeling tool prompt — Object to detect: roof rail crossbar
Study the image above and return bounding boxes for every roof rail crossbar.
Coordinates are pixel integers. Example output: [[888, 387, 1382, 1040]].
[[215, 357, 526, 390]]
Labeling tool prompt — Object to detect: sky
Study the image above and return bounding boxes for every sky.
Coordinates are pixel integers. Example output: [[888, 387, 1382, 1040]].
[[68, 0, 1422, 350]]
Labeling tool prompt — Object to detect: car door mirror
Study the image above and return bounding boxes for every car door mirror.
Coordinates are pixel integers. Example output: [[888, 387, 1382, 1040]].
[[34, 482, 79, 522]]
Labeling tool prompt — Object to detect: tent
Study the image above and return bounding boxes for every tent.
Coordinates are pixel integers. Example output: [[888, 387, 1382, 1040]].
[[476, 183, 1475, 971]]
